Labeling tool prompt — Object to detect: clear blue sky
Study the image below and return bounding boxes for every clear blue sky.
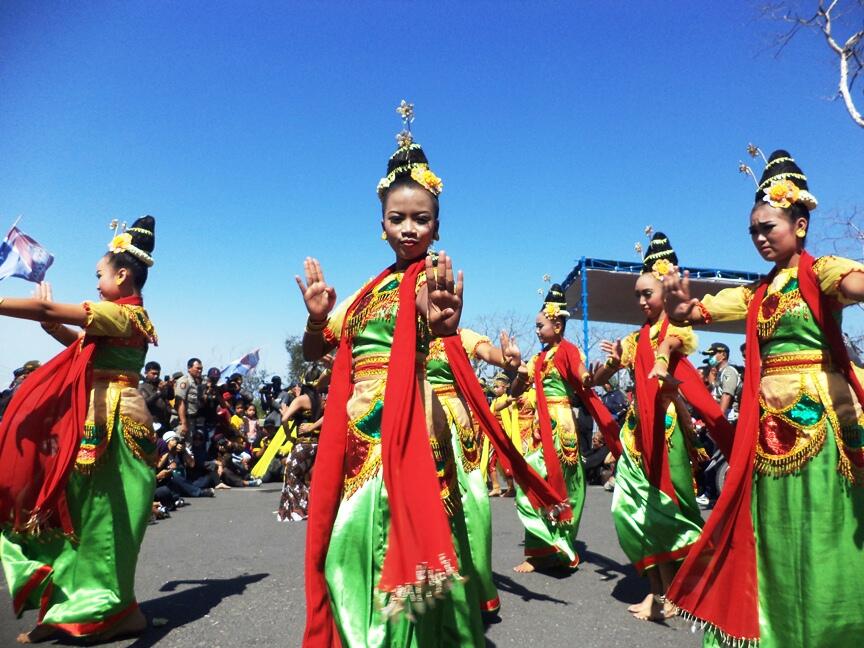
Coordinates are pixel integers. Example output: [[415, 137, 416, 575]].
[[2, 1, 863, 377]]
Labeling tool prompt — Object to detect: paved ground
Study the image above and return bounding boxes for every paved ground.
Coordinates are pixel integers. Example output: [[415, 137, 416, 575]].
[[1, 484, 703, 647]]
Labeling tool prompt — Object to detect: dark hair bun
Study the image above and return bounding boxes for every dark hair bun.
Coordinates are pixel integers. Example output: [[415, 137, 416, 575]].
[[543, 283, 567, 305], [386, 143, 429, 176], [755, 150, 811, 206], [127, 215, 156, 255], [642, 232, 678, 274]]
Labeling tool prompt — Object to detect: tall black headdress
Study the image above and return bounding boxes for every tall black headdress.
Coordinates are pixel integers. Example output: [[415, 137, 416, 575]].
[[541, 282, 569, 320], [108, 215, 156, 267], [641, 231, 678, 279], [739, 146, 818, 211], [376, 100, 443, 200]]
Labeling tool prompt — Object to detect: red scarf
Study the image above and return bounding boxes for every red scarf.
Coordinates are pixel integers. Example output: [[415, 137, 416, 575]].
[[304, 261, 457, 648], [552, 340, 622, 458], [0, 295, 143, 536], [633, 318, 736, 505], [667, 251, 863, 643], [442, 336, 572, 521], [533, 339, 619, 496]]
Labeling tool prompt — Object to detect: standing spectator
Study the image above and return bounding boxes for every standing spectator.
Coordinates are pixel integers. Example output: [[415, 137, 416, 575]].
[[199, 367, 222, 437], [175, 357, 203, 439], [600, 381, 629, 424], [702, 342, 740, 421], [139, 361, 174, 430]]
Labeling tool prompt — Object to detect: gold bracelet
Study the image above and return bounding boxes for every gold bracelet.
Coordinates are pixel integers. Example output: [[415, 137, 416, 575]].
[[305, 317, 329, 334], [656, 353, 670, 366]]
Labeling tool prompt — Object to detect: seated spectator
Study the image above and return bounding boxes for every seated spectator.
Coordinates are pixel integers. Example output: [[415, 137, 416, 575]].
[[215, 438, 261, 488], [242, 403, 261, 446], [156, 431, 215, 498], [251, 413, 285, 483], [583, 430, 616, 491]]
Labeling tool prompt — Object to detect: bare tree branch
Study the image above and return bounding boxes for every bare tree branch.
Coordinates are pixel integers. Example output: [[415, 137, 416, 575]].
[[763, 0, 864, 127]]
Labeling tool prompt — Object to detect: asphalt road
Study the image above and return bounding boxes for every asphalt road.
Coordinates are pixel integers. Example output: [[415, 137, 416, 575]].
[[1, 484, 703, 647]]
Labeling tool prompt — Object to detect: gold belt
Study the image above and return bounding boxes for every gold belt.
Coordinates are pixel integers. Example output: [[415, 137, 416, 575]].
[[545, 396, 572, 406], [762, 350, 831, 376], [351, 353, 425, 382], [432, 384, 458, 398], [92, 369, 139, 386]]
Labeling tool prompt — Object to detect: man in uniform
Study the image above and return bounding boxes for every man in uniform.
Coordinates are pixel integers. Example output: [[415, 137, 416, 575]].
[[702, 342, 740, 421], [175, 357, 204, 440]]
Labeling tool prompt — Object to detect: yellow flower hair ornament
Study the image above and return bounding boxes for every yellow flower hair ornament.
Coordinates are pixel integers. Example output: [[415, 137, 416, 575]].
[[763, 179, 800, 209], [109, 233, 133, 254], [410, 165, 443, 196], [543, 302, 569, 320], [650, 258, 675, 281]]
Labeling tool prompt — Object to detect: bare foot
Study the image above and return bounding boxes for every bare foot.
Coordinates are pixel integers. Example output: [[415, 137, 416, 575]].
[[662, 599, 677, 619], [631, 595, 666, 622], [627, 593, 654, 614], [488, 489, 501, 497], [90, 608, 147, 642], [513, 560, 536, 573], [16, 625, 55, 643]]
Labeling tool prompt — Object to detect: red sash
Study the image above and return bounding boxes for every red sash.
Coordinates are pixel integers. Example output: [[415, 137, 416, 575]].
[[667, 251, 861, 643], [0, 295, 142, 536], [303, 262, 457, 647]]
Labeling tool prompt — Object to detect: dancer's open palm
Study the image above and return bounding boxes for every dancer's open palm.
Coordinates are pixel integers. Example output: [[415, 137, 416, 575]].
[[426, 251, 463, 337], [295, 257, 336, 320]]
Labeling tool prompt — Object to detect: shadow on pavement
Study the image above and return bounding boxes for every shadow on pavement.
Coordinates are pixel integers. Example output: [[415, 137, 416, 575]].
[[130, 572, 270, 647], [491, 572, 567, 605], [580, 549, 647, 604]]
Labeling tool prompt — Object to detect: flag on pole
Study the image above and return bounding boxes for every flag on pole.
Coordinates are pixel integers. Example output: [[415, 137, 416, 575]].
[[0, 225, 54, 283], [221, 349, 260, 377]]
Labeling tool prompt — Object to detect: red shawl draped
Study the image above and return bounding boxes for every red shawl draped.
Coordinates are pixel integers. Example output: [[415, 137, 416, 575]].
[[303, 261, 458, 648], [633, 318, 736, 505], [667, 251, 862, 644], [0, 295, 143, 536], [442, 335, 572, 521], [533, 339, 619, 497]]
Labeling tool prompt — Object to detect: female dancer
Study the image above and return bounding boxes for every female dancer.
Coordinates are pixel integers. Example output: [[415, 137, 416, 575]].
[[591, 233, 725, 621], [0, 217, 158, 643], [276, 367, 324, 521], [426, 330, 521, 616], [665, 150, 864, 647], [510, 284, 619, 573], [298, 105, 487, 647]]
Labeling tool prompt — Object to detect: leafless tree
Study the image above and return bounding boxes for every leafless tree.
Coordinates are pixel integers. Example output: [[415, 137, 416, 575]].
[[467, 309, 538, 380], [763, 0, 864, 127]]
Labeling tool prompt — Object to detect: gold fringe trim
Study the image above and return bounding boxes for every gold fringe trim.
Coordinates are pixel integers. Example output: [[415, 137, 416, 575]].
[[75, 388, 121, 474], [673, 607, 759, 648], [756, 288, 810, 340], [754, 422, 826, 476], [119, 414, 158, 467], [817, 379, 864, 486], [343, 285, 401, 342]]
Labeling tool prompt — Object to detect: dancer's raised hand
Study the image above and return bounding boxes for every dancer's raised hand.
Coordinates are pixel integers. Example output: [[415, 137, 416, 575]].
[[599, 338, 623, 365], [295, 257, 336, 321], [426, 250, 463, 337], [499, 330, 522, 368], [664, 267, 699, 322]]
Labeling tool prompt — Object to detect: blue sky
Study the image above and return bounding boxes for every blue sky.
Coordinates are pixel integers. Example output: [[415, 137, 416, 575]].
[[2, 1, 863, 377]]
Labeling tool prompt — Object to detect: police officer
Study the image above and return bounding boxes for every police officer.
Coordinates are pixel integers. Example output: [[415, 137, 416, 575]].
[[175, 357, 204, 439]]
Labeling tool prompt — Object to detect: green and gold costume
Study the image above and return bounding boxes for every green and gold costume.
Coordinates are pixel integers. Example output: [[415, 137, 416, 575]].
[[321, 272, 485, 648], [699, 256, 864, 647], [514, 344, 583, 567], [611, 319, 704, 573], [1, 301, 157, 635], [426, 329, 499, 614]]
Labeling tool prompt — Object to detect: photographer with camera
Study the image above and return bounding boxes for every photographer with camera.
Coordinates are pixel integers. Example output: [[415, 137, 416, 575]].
[[157, 431, 215, 499], [139, 361, 174, 430]]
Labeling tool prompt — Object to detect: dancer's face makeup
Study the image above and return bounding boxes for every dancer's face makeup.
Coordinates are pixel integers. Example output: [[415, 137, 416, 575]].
[[535, 313, 562, 345], [382, 185, 438, 266], [748, 203, 805, 265], [634, 273, 664, 323]]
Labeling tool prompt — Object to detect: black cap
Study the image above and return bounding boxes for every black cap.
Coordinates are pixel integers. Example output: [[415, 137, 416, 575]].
[[207, 367, 221, 380], [702, 342, 730, 356]]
